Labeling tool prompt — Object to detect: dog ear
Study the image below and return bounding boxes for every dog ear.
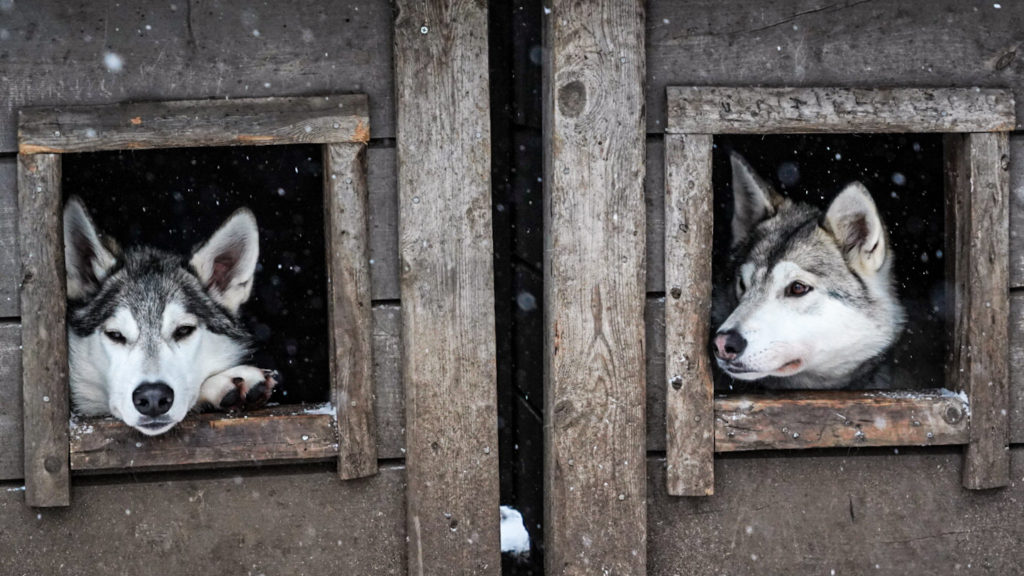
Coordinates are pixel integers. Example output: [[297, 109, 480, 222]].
[[190, 208, 259, 315], [730, 152, 782, 248], [63, 197, 118, 301], [824, 182, 887, 275]]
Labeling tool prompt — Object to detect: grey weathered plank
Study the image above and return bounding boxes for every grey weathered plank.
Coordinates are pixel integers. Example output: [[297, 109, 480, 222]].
[[324, 142, 377, 480], [70, 407, 338, 473], [1011, 136, 1024, 288], [0, 159, 18, 317], [0, 0, 395, 153], [19, 96, 369, 154], [544, 0, 648, 573], [0, 465, 407, 575], [1012, 293, 1024, 445], [395, 1, 501, 573], [647, 1, 1024, 133], [667, 87, 1015, 134], [0, 323, 23, 481], [367, 146, 400, 301], [944, 133, 1011, 489], [664, 134, 715, 496], [647, 448, 1024, 575], [17, 153, 69, 507], [715, 391, 969, 452]]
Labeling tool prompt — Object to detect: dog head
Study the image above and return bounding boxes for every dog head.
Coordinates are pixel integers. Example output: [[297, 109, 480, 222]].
[[711, 153, 905, 389], [64, 198, 258, 435]]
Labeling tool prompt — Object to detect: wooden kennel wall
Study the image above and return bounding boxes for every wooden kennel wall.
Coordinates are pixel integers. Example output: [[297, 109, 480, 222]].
[[664, 86, 1015, 496], [17, 95, 377, 506]]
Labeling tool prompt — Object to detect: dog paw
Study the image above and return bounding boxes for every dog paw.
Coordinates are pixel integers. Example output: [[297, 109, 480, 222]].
[[200, 366, 281, 412]]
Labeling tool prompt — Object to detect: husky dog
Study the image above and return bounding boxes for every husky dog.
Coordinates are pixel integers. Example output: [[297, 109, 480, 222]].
[[64, 198, 279, 435], [711, 153, 905, 390]]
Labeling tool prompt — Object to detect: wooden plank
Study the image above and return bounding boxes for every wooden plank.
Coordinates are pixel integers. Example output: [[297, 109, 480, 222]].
[[647, 1, 1024, 134], [19, 95, 370, 154], [0, 0, 395, 153], [647, 448, 1024, 575], [714, 391, 969, 452], [945, 132, 1011, 489], [0, 323, 23, 481], [367, 146, 400, 301], [0, 465, 407, 575], [394, 2, 501, 573], [664, 134, 715, 495], [17, 153, 69, 507], [667, 87, 1015, 134], [1011, 136, 1024, 288], [0, 159, 19, 317], [544, 0, 647, 573], [69, 406, 338, 473], [1011, 292, 1024, 444], [324, 142, 377, 479]]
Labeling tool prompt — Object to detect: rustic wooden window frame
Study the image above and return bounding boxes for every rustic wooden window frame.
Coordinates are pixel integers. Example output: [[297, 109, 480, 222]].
[[664, 86, 1015, 496], [18, 95, 377, 507]]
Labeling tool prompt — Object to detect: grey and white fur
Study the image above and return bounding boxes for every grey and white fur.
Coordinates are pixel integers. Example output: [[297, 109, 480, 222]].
[[711, 153, 905, 390], [64, 198, 279, 436]]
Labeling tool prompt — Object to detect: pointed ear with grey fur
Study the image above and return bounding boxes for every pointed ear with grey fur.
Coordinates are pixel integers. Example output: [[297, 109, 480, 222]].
[[64, 197, 118, 301], [824, 182, 887, 275], [190, 208, 260, 315], [730, 152, 781, 247]]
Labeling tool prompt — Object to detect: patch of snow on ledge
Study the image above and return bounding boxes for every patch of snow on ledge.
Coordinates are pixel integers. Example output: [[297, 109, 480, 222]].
[[500, 505, 530, 557]]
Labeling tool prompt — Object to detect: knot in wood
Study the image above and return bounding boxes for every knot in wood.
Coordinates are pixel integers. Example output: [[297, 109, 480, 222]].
[[44, 455, 62, 474], [1000, 154, 1010, 170], [557, 80, 587, 118], [943, 405, 963, 425], [670, 286, 682, 300]]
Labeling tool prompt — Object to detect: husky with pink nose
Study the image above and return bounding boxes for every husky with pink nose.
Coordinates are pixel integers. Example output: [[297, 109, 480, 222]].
[[712, 153, 905, 390]]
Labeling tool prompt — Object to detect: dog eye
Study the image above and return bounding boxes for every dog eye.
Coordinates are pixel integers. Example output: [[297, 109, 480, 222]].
[[104, 330, 127, 344], [736, 276, 746, 296], [786, 281, 813, 297], [172, 325, 196, 341]]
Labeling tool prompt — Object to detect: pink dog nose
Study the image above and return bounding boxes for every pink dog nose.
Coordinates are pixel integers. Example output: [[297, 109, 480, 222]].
[[712, 331, 747, 361]]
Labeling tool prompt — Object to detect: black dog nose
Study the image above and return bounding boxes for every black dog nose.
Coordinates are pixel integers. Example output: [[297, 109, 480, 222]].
[[132, 382, 174, 417], [712, 330, 747, 361]]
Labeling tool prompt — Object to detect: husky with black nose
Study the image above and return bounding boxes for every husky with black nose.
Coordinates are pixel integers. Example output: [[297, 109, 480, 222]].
[[711, 153, 905, 390], [64, 198, 279, 435]]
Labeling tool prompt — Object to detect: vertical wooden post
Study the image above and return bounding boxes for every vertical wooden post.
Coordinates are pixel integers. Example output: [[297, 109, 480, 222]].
[[944, 132, 1011, 490], [324, 142, 378, 480], [18, 153, 70, 507], [394, 1, 501, 573], [664, 133, 715, 496], [543, 1, 647, 573]]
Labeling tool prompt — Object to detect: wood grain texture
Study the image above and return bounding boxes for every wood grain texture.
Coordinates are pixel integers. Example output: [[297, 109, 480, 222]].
[[19, 95, 369, 154], [945, 132, 1011, 489], [0, 466, 407, 575], [0, 0, 395, 153], [395, 1, 501, 573], [648, 448, 1024, 575], [647, 1, 1024, 133], [0, 323, 23, 481], [663, 134, 714, 495], [17, 153, 69, 507], [323, 143, 377, 479], [544, 0, 647, 573], [1011, 137, 1024, 288], [715, 391, 969, 452], [69, 406, 338, 473], [0, 159, 19, 317], [667, 86, 1015, 134], [367, 146, 400, 301], [1011, 292, 1024, 444]]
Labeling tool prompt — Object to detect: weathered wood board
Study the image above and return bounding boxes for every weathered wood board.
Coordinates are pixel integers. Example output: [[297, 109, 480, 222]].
[[544, 0, 648, 573], [647, 448, 1024, 575], [0, 465, 407, 575], [323, 142, 377, 479], [945, 132, 1011, 489], [667, 87, 1015, 134], [664, 134, 715, 496], [367, 146, 400, 301], [1011, 137, 1024, 288], [0, 323, 23, 481], [0, 159, 18, 317], [395, 1, 501, 573], [0, 0, 395, 153], [647, 1, 1024, 133], [17, 153, 69, 507], [19, 96, 370, 154]]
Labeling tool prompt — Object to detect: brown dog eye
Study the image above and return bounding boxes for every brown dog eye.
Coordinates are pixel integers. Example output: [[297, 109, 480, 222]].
[[172, 325, 196, 341], [786, 281, 813, 297], [104, 330, 127, 344]]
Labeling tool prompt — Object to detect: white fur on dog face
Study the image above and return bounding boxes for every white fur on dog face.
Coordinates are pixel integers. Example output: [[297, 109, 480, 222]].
[[718, 261, 888, 382]]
